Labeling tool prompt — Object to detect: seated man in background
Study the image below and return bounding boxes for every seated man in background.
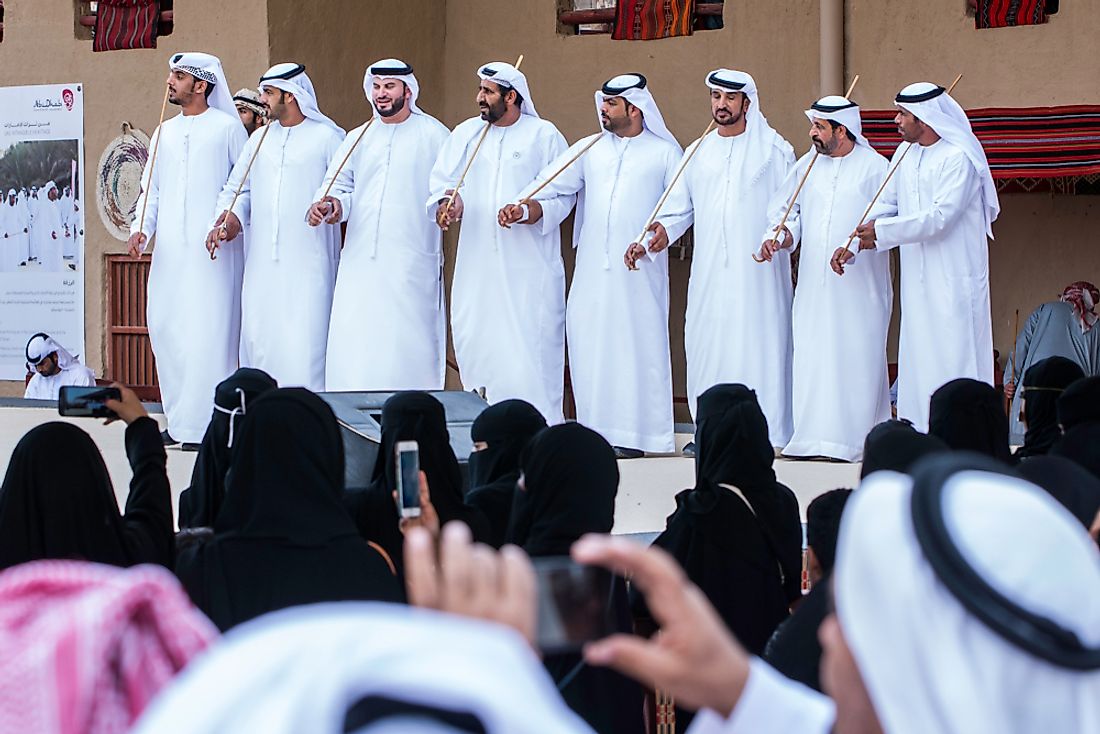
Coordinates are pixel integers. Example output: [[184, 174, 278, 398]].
[[23, 332, 95, 400]]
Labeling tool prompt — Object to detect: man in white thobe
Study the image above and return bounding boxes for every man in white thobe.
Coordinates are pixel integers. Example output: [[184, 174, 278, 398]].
[[309, 59, 449, 392], [757, 96, 892, 462], [31, 182, 64, 272], [129, 52, 248, 446], [3, 190, 31, 268], [509, 74, 681, 455], [835, 81, 1000, 431], [649, 69, 795, 449], [23, 333, 95, 399], [209, 63, 344, 391], [428, 61, 571, 422]]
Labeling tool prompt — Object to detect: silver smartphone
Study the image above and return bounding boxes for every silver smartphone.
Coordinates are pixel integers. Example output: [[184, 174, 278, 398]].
[[396, 440, 421, 519]]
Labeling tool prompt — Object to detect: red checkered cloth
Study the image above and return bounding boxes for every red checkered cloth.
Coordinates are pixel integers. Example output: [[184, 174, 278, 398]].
[[93, 0, 160, 52], [1061, 281, 1100, 333], [975, 0, 1047, 28], [0, 561, 217, 734], [613, 0, 695, 40]]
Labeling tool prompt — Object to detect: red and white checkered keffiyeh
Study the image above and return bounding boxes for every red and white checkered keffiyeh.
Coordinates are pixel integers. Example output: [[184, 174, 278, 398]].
[[1061, 281, 1100, 334], [0, 561, 218, 734]]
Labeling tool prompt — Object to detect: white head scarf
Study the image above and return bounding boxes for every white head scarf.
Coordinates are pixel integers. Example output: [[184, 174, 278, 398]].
[[259, 63, 343, 134], [477, 61, 539, 118], [168, 52, 236, 118], [803, 95, 872, 151], [593, 73, 678, 147], [130, 603, 591, 734], [363, 58, 423, 117], [895, 82, 1000, 236], [42, 181, 58, 200], [836, 466, 1100, 734], [25, 333, 79, 371]]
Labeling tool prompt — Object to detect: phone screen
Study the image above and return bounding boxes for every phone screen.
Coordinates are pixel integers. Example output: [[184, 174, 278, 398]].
[[396, 441, 420, 518], [533, 558, 616, 654], [58, 386, 120, 418]]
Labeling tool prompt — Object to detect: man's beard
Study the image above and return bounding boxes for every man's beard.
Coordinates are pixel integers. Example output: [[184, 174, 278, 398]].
[[714, 108, 743, 127], [601, 114, 627, 133], [377, 95, 407, 119], [480, 98, 506, 123], [812, 136, 832, 155]]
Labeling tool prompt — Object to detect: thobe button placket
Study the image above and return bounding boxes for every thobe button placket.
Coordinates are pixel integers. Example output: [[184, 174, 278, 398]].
[[271, 127, 290, 261], [822, 157, 843, 286], [604, 138, 630, 270], [370, 126, 395, 259]]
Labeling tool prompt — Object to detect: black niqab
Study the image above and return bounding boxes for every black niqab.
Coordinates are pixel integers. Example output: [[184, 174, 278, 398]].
[[929, 378, 1011, 461], [860, 420, 949, 478], [1013, 357, 1084, 462], [0, 418, 173, 570], [465, 400, 546, 548], [175, 388, 402, 631], [177, 368, 277, 529], [1016, 456, 1100, 531], [1057, 376, 1100, 431]]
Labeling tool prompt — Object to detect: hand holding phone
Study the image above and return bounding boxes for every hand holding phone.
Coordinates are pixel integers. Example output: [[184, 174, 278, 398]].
[[533, 557, 617, 654], [59, 386, 121, 419], [396, 440, 421, 519]]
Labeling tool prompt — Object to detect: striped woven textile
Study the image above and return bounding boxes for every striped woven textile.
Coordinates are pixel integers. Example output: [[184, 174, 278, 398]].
[[975, 0, 1047, 29], [612, 0, 695, 41], [93, 0, 160, 52], [860, 107, 1100, 180]]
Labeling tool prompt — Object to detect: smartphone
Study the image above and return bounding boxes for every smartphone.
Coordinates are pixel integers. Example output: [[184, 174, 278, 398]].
[[396, 440, 421, 519], [58, 385, 120, 418], [533, 557, 617, 654]]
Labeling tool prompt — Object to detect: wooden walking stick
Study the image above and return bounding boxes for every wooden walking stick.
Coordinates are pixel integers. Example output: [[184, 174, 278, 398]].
[[317, 117, 376, 209], [1009, 307, 1021, 402], [626, 119, 718, 270], [518, 132, 603, 205], [135, 84, 170, 246], [210, 122, 273, 260], [839, 73, 963, 258], [438, 55, 524, 227], [753, 74, 861, 263]]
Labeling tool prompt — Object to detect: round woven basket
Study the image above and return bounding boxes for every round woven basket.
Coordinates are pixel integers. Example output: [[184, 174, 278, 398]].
[[96, 122, 150, 241]]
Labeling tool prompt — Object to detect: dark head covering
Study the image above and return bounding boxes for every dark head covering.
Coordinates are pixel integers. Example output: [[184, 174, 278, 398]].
[[643, 385, 803, 653], [929, 378, 1010, 461], [0, 419, 173, 570], [1016, 456, 1100, 532], [860, 420, 949, 478], [1051, 423, 1100, 481], [1057, 376, 1100, 431], [178, 368, 277, 529], [508, 422, 618, 557], [1013, 357, 1084, 462], [176, 388, 402, 631], [464, 400, 546, 548]]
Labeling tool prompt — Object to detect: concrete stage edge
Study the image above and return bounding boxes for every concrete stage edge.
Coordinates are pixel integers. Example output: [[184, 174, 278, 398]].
[[0, 404, 862, 534]]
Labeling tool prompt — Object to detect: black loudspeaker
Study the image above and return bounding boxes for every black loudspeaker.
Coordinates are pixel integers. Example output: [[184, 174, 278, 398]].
[[318, 391, 489, 490]]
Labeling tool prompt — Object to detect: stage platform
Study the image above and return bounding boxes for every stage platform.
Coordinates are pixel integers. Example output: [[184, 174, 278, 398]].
[[0, 403, 862, 534]]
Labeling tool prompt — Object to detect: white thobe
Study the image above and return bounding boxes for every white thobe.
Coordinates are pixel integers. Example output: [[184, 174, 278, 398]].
[[866, 139, 993, 431], [24, 364, 96, 399], [61, 196, 79, 261], [218, 118, 344, 392], [132, 108, 248, 444], [427, 115, 572, 423], [32, 199, 64, 271], [769, 145, 892, 461], [320, 113, 449, 392], [658, 131, 796, 447], [0, 203, 30, 270], [525, 131, 682, 452]]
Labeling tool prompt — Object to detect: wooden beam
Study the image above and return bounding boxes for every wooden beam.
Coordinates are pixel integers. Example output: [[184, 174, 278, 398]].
[[559, 2, 722, 25]]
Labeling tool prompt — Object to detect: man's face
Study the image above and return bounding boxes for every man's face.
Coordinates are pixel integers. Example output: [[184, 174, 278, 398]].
[[48, 188, 58, 201], [819, 611, 885, 734], [894, 107, 927, 144], [261, 86, 292, 122], [810, 117, 844, 155], [373, 79, 409, 118], [167, 70, 201, 106], [477, 81, 511, 123], [711, 90, 748, 127], [34, 353, 60, 377], [600, 96, 635, 134], [237, 106, 260, 133]]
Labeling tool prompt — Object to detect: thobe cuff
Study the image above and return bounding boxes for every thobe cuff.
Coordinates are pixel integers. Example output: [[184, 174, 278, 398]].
[[686, 659, 834, 734]]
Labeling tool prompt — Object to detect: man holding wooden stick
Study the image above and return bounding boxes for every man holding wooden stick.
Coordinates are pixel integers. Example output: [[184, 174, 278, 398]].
[[309, 60, 449, 392], [833, 81, 1000, 431], [648, 69, 795, 451], [509, 74, 682, 457], [763, 95, 892, 462], [427, 61, 571, 423], [129, 52, 247, 448], [209, 63, 345, 392]]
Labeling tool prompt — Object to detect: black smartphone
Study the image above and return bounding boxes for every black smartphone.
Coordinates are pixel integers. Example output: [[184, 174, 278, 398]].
[[533, 557, 617, 654], [58, 385, 120, 418]]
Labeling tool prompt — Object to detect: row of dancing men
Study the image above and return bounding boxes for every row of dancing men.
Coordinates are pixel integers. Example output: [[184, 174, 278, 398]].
[[1, 184, 82, 271], [131, 52, 998, 459]]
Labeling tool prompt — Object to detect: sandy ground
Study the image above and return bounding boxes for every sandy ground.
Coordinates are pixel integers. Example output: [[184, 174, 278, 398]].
[[0, 404, 862, 533]]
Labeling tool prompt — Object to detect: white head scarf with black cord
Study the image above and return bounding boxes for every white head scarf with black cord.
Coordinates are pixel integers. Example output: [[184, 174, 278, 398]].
[[363, 58, 423, 117], [593, 73, 678, 147], [259, 63, 343, 134], [477, 61, 539, 118], [803, 95, 872, 151], [702, 69, 793, 188], [169, 52, 236, 118]]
